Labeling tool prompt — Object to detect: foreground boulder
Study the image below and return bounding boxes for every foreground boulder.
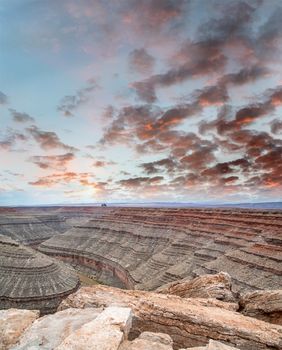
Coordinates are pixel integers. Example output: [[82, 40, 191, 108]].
[[183, 339, 239, 349], [59, 285, 282, 349], [156, 272, 236, 302], [55, 306, 132, 350], [12, 308, 103, 349], [0, 309, 39, 350], [120, 331, 174, 349], [239, 290, 282, 325]]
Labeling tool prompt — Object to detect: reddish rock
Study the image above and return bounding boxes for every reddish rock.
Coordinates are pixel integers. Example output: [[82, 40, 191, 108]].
[[156, 272, 236, 302], [239, 290, 282, 325], [59, 285, 282, 349]]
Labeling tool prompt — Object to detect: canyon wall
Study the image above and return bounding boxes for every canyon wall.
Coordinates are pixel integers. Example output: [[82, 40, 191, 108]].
[[0, 235, 79, 314], [38, 207, 282, 292]]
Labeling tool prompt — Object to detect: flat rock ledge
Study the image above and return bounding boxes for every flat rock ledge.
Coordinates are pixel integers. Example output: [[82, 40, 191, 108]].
[[58, 285, 282, 349], [2, 307, 244, 350]]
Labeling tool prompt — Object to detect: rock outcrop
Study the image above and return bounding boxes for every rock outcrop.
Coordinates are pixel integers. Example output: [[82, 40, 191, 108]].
[[239, 289, 282, 325], [58, 284, 282, 349], [55, 306, 132, 350], [12, 308, 103, 349], [0, 309, 39, 350], [156, 272, 236, 302], [183, 339, 239, 349], [38, 207, 282, 292], [0, 212, 70, 245], [120, 331, 174, 350], [0, 235, 79, 314]]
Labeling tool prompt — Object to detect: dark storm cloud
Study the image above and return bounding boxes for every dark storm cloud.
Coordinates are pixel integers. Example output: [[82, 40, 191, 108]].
[[26, 125, 78, 152], [9, 109, 35, 123], [57, 78, 99, 117], [29, 152, 75, 170], [129, 48, 155, 75]]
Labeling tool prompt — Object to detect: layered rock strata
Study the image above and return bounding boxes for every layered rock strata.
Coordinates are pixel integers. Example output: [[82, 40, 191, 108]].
[[0, 213, 69, 245], [39, 207, 282, 292], [58, 285, 282, 349], [156, 272, 236, 302], [0, 235, 79, 314], [239, 290, 282, 325]]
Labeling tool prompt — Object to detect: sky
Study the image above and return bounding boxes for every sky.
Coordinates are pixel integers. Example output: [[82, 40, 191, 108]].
[[0, 0, 282, 205]]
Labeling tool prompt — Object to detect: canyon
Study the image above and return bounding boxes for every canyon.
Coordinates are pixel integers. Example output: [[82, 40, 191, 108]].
[[0, 206, 281, 349], [37, 207, 282, 292]]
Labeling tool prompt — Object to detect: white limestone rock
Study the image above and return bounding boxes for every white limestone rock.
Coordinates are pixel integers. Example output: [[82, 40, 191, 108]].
[[12, 307, 102, 350], [55, 306, 132, 350]]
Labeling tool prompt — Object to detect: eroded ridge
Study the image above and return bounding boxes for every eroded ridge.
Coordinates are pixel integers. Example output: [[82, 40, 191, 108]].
[[0, 235, 79, 314], [38, 207, 282, 292]]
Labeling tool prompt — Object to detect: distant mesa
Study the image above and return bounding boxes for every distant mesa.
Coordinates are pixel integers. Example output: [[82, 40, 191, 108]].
[[0, 234, 79, 314], [101, 203, 107, 207]]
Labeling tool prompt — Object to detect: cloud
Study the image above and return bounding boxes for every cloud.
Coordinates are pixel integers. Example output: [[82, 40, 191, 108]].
[[129, 48, 155, 74], [26, 125, 78, 152], [0, 129, 28, 151], [102, 105, 115, 120], [29, 171, 91, 187], [57, 78, 99, 117], [271, 119, 282, 134], [29, 152, 75, 170], [9, 109, 35, 123], [93, 160, 116, 167], [220, 65, 269, 86], [0, 91, 8, 105], [133, 40, 227, 102], [119, 176, 164, 188], [140, 157, 177, 175], [180, 145, 217, 171], [194, 85, 229, 106]]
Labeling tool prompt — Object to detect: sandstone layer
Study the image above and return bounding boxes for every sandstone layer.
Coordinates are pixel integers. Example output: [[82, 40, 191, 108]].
[[0, 212, 69, 245], [38, 207, 282, 292], [58, 284, 282, 349], [0, 309, 39, 350], [0, 235, 79, 314], [239, 289, 282, 325], [156, 272, 236, 302]]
